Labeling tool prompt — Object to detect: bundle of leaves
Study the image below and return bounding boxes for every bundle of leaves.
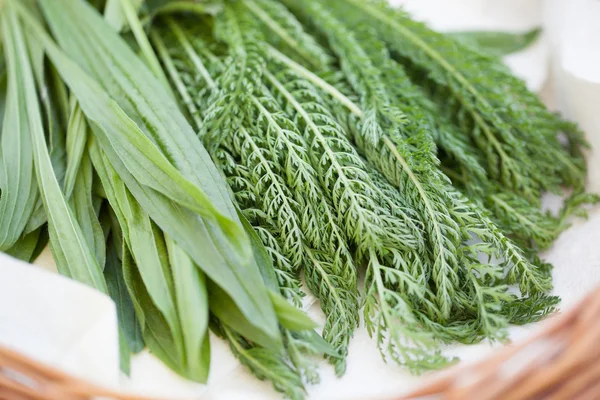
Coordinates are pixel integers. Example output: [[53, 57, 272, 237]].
[[0, 0, 596, 399]]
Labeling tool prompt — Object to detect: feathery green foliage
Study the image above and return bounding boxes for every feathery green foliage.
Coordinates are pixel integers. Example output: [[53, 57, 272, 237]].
[[332, 0, 586, 196]]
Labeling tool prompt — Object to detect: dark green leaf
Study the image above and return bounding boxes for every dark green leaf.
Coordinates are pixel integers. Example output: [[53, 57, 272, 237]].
[[70, 153, 106, 268], [104, 233, 144, 355], [4, 227, 41, 262]]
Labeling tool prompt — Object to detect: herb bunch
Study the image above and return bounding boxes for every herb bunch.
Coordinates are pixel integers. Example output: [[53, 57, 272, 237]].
[[153, 0, 595, 391], [0, 0, 596, 399]]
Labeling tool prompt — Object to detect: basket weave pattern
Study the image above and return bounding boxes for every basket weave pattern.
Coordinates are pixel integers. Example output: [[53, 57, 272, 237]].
[[400, 287, 600, 400], [1, 288, 599, 400], [0, 346, 149, 400]]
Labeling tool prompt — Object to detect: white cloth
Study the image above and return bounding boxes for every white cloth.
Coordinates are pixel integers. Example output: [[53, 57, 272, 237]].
[[1, 1, 599, 399]]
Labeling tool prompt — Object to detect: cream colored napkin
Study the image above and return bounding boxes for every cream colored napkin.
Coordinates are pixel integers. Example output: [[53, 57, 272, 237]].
[[553, 0, 600, 194], [0, 252, 120, 389]]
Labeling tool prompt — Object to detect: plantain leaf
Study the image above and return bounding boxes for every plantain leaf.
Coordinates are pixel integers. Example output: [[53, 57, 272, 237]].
[[2, 8, 106, 292], [63, 100, 88, 198], [122, 235, 211, 382], [32, 0, 249, 254], [97, 155, 185, 360], [269, 293, 317, 331], [0, 59, 6, 127], [70, 152, 106, 268], [166, 237, 211, 382], [23, 40, 69, 235], [0, 14, 39, 251], [89, 138, 283, 347], [121, 243, 185, 374], [117, 328, 132, 375], [104, 232, 144, 363], [5, 227, 42, 262], [448, 27, 542, 57], [103, 0, 143, 31], [92, 135, 212, 380], [29, 224, 48, 262], [239, 209, 279, 291], [5, 223, 49, 263], [209, 281, 282, 349]]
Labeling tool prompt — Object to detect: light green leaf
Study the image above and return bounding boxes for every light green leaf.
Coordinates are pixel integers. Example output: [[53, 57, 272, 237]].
[[117, 328, 132, 375], [22, 0, 249, 258], [94, 152, 184, 359], [121, 244, 185, 374], [2, 8, 106, 292], [117, 0, 174, 96], [448, 27, 542, 56], [239, 210, 280, 291], [4, 227, 41, 262], [70, 153, 106, 268], [63, 100, 88, 198], [89, 135, 281, 344], [103, 0, 142, 31], [209, 281, 282, 349], [0, 14, 39, 251], [167, 237, 211, 382], [269, 292, 317, 331], [22, 47, 70, 235]]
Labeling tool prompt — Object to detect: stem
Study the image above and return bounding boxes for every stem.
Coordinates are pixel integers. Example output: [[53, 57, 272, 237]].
[[266, 45, 363, 117], [151, 30, 203, 131], [224, 327, 281, 383], [166, 18, 217, 90], [491, 194, 556, 236], [119, 0, 174, 97], [244, 0, 322, 68]]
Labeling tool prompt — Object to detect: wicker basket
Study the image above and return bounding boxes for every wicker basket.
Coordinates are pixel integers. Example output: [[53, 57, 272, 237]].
[[1, 288, 599, 400]]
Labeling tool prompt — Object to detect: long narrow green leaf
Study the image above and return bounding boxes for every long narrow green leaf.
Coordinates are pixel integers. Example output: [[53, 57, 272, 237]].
[[92, 148, 185, 359], [89, 137, 283, 347], [117, 0, 174, 96], [117, 329, 132, 375], [23, 42, 69, 235], [103, 0, 142, 31], [5, 227, 41, 261], [2, 8, 106, 292], [166, 237, 211, 382], [105, 236, 144, 354], [0, 13, 38, 251], [104, 231, 144, 372], [0, 61, 6, 130], [63, 100, 88, 198], [36, 0, 244, 229], [69, 152, 106, 267], [22, 1, 249, 257], [448, 28, 542, 56], [121, 243, 185, 375]]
